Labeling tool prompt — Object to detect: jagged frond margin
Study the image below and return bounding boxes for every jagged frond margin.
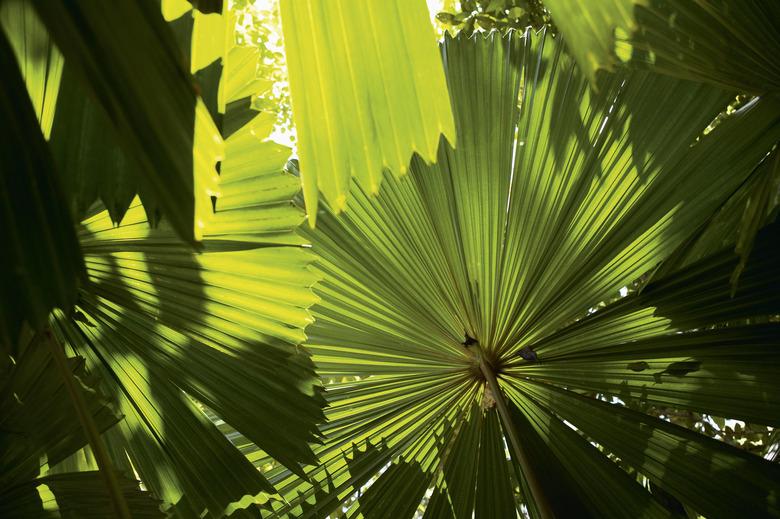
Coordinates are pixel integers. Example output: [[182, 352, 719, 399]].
[[46, 5, 326, 517], [545, 0, 780, 94], [265, 30, 780, 518], [280, 0, 456, 225]]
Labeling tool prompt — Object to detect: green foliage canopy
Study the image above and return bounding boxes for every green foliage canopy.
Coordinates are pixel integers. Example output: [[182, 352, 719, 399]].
[[1, 1, 780, 518], [252, 27, 780, 518]]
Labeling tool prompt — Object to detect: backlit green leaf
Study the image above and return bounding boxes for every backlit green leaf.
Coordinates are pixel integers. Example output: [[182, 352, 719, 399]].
[[30, 0, 223, 244], [545, 0, 780, 94], [0, 26, 84, 347], [267, 29, 780, 517], [280, 0, 456, 225]]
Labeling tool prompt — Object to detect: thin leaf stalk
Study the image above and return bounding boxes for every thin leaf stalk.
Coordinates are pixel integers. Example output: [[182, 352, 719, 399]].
[[43, 329, 132, 519], [475, 346, 555, 519]]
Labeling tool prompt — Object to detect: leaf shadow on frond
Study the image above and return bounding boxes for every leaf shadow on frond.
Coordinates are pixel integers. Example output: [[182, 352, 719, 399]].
[[263, 27, 780, 519]]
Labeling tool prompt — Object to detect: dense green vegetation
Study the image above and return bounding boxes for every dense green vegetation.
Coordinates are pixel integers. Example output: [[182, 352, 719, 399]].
[[1, 0, 779, 517]]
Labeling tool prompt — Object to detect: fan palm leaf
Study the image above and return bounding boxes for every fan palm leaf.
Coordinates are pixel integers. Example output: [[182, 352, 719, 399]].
[[48, 27, 326, 519], [0, 329, 162, 517], [3, 2, 327, 516], [29, 0, 224, 245], [253, 29, 780, 518], [0, 13, 84, 349], [544, 0, 780, 95], [280, 0, 456, 224]]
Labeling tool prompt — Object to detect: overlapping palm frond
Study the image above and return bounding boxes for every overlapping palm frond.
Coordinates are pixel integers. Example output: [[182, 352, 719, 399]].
[[0, 3, 83, 348], [0, 329, 162, 518], [0, 0, 221, 347], [2, 1, 327, 516], [44, 8, 327, 518], [280, 0, 456, 224], [3, 1, 780, 517], [30, 0, 224, 245], [251, 29, 780, 518], [544, 0, 780, 95]]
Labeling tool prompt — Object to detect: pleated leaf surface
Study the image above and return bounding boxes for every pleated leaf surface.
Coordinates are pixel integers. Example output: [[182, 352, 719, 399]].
[[252, 30, 780, 518], [280, 0, 456, 225], [0, 19, 84, 348], [41, 6, 327, 517], [545, 0, 780, 94]]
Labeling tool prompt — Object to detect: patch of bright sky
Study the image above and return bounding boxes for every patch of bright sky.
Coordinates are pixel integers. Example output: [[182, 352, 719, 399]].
[[427, 0, 446, 31], [238, 0, 294, 148]]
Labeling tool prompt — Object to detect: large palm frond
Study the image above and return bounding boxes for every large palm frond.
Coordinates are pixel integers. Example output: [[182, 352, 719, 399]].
[[3, 2, 327, 516], [0, 5, 83, 348], [48, 18, 326, 519], [544, 0, 780, 94], [254, 29, 780, 518], [280, 0, 456, 224], [0, 330, 162, 517]]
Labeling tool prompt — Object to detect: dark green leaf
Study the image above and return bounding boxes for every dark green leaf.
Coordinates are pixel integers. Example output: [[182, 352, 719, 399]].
[[517, 380, 780, 518], [545, 0, 780, 94], [0, 471, 163, 518], [0, 26, 84, 348], [0, 332, 119, 487], [31, 0, 222, 245], [359, 458, 428, 519]]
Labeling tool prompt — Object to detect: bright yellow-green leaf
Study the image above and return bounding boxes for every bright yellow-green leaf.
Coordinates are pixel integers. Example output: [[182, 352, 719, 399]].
[[280, 0, 456, 225], [0, 0, 62, 138], [257, 30, 780, 518], [191, 9, 226, 74]]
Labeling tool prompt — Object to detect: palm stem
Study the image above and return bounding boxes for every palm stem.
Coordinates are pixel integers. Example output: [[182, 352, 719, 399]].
[[43, 329, 132, 519], [476, 347, 555, 519]]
